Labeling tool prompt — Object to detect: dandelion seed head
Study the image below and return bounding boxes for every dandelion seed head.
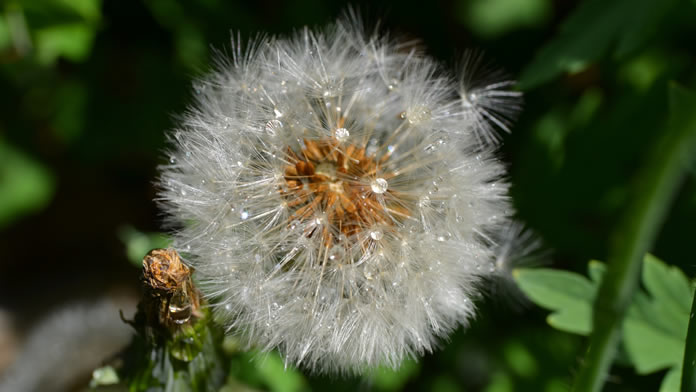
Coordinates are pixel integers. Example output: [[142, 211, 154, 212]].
[[159, 15, 521, 374]]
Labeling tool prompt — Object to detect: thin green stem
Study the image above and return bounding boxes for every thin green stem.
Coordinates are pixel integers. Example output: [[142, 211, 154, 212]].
[[682, 290, 696, 392], [572, 84, 696, 392]]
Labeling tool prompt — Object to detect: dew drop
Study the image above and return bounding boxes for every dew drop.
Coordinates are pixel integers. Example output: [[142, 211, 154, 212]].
[[418, 195, 430, 208], [169, 156, 176, 164], [335, 127, 349, 141], [265, 119, 283, 136], [328, 246, 345, 261], [273, 108, 283, 118], [436, 231, 451, 242], [240, 210, 249, 220], [406, 106, 432, 124], [371, 178, 388, 194], [370, 230, 383, 241]]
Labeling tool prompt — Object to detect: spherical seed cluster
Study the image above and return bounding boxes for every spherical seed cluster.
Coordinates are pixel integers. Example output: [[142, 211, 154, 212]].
[[159, 17, 521, 374]]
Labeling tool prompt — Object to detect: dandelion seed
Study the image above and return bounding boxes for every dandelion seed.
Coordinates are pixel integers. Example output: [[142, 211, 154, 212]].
[[159, 14, 521, 374]]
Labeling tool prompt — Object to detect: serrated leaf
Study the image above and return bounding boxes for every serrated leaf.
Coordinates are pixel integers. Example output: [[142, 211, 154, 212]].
[[514, 268, 597, 334], [643, 254, 692, 313], [518, 253, 693, 384], [546, 306, 593, 335], [623, 317, 684, 374]]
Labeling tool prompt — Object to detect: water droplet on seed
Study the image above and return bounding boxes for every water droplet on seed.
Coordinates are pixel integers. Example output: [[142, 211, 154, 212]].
[[371, 178, 388, 194], [265, 119, 283, 136], [335, 127, 349, 141], [370, 230, 383, 241]]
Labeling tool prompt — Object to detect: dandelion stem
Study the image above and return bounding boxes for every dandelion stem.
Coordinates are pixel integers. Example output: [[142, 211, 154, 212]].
[[572, 84, 696, 392]]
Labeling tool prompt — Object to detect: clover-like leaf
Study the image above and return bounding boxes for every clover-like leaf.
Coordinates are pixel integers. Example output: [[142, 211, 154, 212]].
[[515, 254, 693, 387], [513, 268, 597, 335]]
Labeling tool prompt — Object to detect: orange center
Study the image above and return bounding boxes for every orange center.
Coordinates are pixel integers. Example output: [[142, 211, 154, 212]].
[[281, 137, 406, 246]]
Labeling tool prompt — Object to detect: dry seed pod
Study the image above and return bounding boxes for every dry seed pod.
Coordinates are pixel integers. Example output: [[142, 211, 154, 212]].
[[142, 248, 200, 327]]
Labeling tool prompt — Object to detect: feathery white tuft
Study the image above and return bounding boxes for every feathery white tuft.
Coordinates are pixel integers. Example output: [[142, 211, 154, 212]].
[[158, 16, 522, 374]]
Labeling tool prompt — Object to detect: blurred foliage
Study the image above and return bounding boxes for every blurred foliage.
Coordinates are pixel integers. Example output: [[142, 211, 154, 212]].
[[1, 0, 695, 391], [0, 139, 55, 228], [118, 226, 172, 267], [515, 254, 694, 391]]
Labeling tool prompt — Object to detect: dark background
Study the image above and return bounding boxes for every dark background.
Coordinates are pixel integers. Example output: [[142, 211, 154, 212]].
[[1, 0, 695, 390]]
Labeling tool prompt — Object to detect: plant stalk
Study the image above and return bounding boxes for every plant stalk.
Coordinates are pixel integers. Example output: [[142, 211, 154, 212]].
[[572, 84, 696, 392]]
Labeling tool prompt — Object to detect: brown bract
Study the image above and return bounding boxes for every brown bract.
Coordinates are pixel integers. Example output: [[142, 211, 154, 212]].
[[142, 249, 201, 327], [143, 248, 191, 291]]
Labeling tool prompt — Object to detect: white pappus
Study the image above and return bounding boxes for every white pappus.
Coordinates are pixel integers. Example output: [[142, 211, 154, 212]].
[[158, 15, 522, 374]]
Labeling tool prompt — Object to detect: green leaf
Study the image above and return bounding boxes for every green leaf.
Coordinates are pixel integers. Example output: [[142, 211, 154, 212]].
[[0, 14, 10, 51], [0, 141, 55, 228], [519, 0, 680, 88], [369, 358, 420, 391], [518, 255, 693, 382], [519, 0, 627, 88], [253, 353, 307, 392], [613, 0, 678, 58], [643, 254, 692, 313], [587, 260, 606, 283], [659, 366, 681, 392], [34, 22, 96, 64], [460, 0, 551, 38], [53, 0, 102, 22], [118, 226, 172, 267], [513, 268, 597, 334], [623, 317, 684, 374]]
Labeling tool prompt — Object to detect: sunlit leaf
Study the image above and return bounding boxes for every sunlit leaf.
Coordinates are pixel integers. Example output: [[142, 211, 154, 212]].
[[659, 366, 681, 392], [53, 0, 102, 22], [34, 22, 96, 64], [513, 268, 597, 334], [484, 371, 514, 392], [517, 254, 692, 386], [0, 14, 10, 51], [253, 353, 307, 392], [460, 0, 551, 38], [503, 341, 538, 378], [623, 317, 683, 374]]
